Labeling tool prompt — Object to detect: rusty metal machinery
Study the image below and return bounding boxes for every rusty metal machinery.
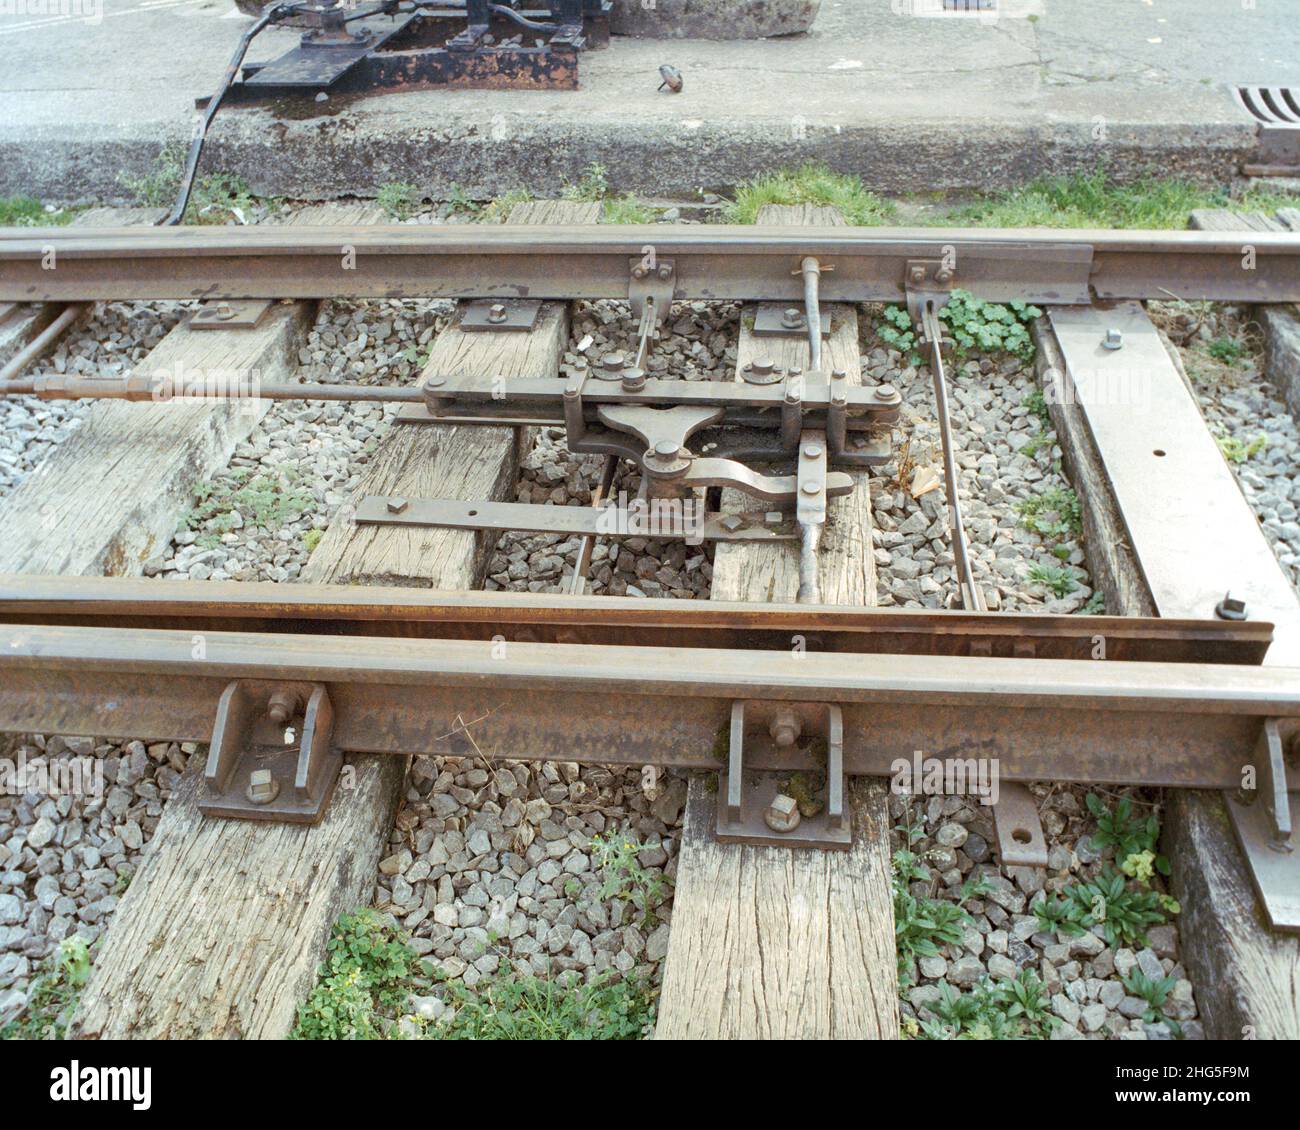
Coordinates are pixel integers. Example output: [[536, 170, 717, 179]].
[[223, 1, 612, 98]]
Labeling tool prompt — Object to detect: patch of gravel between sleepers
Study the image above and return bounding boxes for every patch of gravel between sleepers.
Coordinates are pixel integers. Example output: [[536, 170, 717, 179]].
[[865, 340, 1095, 613], [375, 755, 686, 994], [145, 298, 448, 582], [0, 735, 196, 1029], [894, 787, 1202, 1041], [0, 302, 186, 500]]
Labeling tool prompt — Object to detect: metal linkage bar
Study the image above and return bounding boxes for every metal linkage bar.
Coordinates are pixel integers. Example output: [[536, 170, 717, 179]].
[[3, 225, 1297, 304], [920, 304, 984, 611]]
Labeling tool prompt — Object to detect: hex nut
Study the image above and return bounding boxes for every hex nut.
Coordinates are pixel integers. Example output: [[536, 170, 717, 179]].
[[247, 769, 280, 806], [765, 794, 801, 833]]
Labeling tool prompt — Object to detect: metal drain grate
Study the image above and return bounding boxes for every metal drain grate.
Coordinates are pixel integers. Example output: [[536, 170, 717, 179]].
[[1235, 85, 1300, 171]]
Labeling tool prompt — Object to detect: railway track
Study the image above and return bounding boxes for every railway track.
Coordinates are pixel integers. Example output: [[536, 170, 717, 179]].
[[2, 216, 1300, 1037]]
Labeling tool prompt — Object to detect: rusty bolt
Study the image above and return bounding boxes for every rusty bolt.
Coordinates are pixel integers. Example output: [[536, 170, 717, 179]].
[[632, 265, 647, 279], [935, 268, 953, 285], [1102, 328, 1124, 351], [657, 264, 673, 281], [876, 383, 897, 399], [214, 303, 236, 321], [267, 689, 300, 724], [909, 265, 927, 285], [387, 496, 409, 514], [621, 369, 646, 392], [801, 480, 822, 496], [247, 769, 280, 806], [752, 357, 775, 377], [487, 303, 508, 323], [1216, 592, 1248, 621], [426, 375, 445, 387], [764, 794, 801, 834], [769, 709, 801, 747], [658, 64, 683, 94], [802, 443, 823, 459], [781, 307, 803, 328], [601, 351, 626, 374]]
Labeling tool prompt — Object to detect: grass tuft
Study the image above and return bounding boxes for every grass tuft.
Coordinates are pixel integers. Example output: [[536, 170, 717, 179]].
[[725, 162, 895, 225]]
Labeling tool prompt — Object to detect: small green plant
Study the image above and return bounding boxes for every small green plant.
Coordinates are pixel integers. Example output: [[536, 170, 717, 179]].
[[1016, 485, 1082, 541], [602, 196, 657, 224], [480, 188, 532, 223], [877, 290, 1041, 363], [1027, 561, 1078, 598], [725, 162, 895, 226], [892, 812, 990, 985], [292, 908, 416, 1040], [591, 833, 669, 930], [0, 195, 74, 227], [876, 304, 917, 358], [1085, 792, 1170, 881], [564, 161, 611, 202], [1042, 866, 1175, 948], [377, 182, 420, 220], [916, 970, 1056, 1040], [1206, 337, 1247, 364], [1121, 968, 1182, 1037], [1216, 431, 1268, 464], [302, 529, 323, 554], [188, 467, 313, 536], [0, 937, 92, 1040], [120, 145, 269, 224], [431, 964, 655, 1040], [939, 291, 1042, 361], [1081, 590, 1106, 615], [112, 867, 133, 895], [1021, 429, 1052, 459], [1023, 388, 1051, 426]]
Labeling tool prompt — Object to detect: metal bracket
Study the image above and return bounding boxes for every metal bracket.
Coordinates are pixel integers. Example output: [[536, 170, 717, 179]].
[[200, 680, 342, 824], [904, 258, 955, 335], [191, 299, 273, 330], [992, 781, 1048, 867], [460, 298, 542, 332], [716, 700, 850, 850], [752, 302, 832, 339], [629, 255, 675, 329], [1227, 717, 1300, 929]]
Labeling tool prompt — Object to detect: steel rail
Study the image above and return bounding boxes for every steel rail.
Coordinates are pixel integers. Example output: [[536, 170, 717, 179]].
[[0, 574, 1274, 663], [1, 623, 1297, 788], [2, 225, 1297, 304]]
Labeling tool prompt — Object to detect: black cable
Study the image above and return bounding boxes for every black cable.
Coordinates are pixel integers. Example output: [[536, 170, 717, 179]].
[[162, 8, 280, 226]]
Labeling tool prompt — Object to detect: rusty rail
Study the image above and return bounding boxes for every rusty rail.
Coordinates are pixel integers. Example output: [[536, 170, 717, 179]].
[[2, 224, 1298, 304]]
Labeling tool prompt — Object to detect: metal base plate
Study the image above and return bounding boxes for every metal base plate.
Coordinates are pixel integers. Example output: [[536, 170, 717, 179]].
[[1227, 790, 1300, 930], [460, 299, 542, 332], [191, 299, 272, 330], [715, 769, 852, 851], [752, 302, 832, 338], [198, 741, 339, 824], [992, 780, 1048, 867]]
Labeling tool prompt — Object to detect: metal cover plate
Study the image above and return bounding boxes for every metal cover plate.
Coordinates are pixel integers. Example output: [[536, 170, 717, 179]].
[[1227, 792, 1300, 930], [752, 302, 831, 338], [191, 299, 273, 330], [460, 299, 543, 332]]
